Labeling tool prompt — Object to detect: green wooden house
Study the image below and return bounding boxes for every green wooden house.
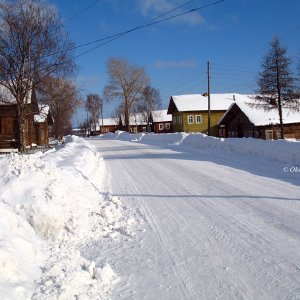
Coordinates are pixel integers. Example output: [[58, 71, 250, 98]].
[[167, 93, 236, 136]]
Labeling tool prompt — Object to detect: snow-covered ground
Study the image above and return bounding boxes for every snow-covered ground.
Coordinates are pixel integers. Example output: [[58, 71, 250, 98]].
[[87, 132, 300, 299], [1, 132, 300, 299], [0, 136, 137, 300]]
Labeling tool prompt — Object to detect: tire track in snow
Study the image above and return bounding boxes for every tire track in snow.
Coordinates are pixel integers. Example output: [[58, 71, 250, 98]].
[[116, 157, 192, 300], [161, 161, 300, 298]]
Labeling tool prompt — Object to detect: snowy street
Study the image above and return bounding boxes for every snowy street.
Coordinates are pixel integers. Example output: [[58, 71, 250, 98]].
[[88, 137, 300, 300]]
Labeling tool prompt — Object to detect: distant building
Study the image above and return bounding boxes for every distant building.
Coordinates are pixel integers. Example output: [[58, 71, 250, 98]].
[[151, 109, 172, 133], [95, 110, 172, 134], [167, 93, 234, 136]]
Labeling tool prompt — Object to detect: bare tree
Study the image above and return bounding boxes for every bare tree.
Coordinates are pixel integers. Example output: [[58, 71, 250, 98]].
[[0, 0, 75, 150], [104, 57, 149, 132], [254, 36, 300, 139], [85, 94, 103, 134], [38, 77, 81, 141], [140, 86, 162, 131]]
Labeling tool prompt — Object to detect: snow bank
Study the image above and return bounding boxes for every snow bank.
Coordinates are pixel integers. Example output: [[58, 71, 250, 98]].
[[180, 133, 300, 164], [116, 130, 144, 141], [0, 135, 136, 300], [100, 131, 300, 164], [139, 132, 188, 145]]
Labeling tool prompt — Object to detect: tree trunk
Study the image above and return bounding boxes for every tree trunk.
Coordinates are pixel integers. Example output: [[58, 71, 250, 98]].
[[124, 99, 130, 132], [276, 61, 284, 139], [17, 104, 26, 152]]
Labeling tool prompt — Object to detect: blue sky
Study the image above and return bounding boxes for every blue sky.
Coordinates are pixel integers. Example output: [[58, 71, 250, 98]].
[[49, 0, 300, 126]]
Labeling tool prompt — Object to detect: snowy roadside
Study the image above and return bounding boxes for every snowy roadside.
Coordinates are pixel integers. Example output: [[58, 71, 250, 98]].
[[101, 131, 300, 165], [0, 136, 137, 300]]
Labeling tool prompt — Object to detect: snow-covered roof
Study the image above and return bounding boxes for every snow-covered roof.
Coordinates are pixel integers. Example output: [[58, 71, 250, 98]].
[[99, 118, 119, 126], [152, 109, 172, 122], [34, 105, 50, 123], [94, 118, 119, 131], [170, 93, 236, 112], [0, 83, 32, 104], [218, 95, 300, 126]]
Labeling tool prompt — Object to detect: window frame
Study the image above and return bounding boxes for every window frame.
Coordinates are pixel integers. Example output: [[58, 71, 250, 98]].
[[195, 115, 202, 124], [187, 115, 194, 124]]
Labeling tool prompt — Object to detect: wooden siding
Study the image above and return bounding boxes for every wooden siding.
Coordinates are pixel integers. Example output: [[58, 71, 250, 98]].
[[36, 122, 49, 145], [0, 105, 19, 149], [218, 103, 300, 139], [153, 122, 172, 133], [171, 110, 226, 136]]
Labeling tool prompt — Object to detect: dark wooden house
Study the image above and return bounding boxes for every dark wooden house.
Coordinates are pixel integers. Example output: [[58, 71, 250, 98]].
[[0, 85, 53, 151], [218, 100, 300, 140], [151, 109, 172, 133]]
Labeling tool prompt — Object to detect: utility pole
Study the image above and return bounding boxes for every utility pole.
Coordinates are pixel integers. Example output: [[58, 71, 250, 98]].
[[207, 61, 211, 136]]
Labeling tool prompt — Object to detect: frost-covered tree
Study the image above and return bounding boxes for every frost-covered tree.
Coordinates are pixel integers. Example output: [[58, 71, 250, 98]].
[[254, 36, 300, 139]]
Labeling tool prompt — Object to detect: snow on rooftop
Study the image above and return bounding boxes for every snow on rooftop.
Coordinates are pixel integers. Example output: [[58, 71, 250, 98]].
[[152, 109, 172, 122], [223, 95, 300, 126], [171, 93, 237, 112], [34, 105, 50, 123], [0, 83, 32, 104]]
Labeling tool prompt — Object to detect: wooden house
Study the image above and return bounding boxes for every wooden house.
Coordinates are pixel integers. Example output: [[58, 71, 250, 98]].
[[0, 85, 53, 151], [218, 98, 300, 139], [97, 118, 119, 134], [167, 93, 234, 136], [151, 109, 172, 133], [34, 105, 54, 146]]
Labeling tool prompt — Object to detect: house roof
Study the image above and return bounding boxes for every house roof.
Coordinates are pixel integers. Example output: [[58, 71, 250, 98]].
[[152, 109, 172, 122], [168, 93, 236, 114], [94, 118, 119, 131], [218, 96, 300, 126], [0, 83, 32, 104], [34, 105, 51, 123]]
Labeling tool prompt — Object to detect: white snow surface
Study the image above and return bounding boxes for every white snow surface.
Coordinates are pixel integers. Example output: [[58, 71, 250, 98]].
[[86, 132, 300, 299], [107, 131, 300, 165], [170, 93, 237, 111], [151, 109, 172, 122], [0, 136, 136, 300], [1, 132, 300, 299]]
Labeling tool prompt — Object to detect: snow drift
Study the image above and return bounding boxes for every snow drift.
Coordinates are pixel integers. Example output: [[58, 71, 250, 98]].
[[0, 136, 136, 300], [102, 131, 300, 164]]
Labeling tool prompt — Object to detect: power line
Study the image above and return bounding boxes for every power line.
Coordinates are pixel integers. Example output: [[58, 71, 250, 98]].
[[73, 0, 225, 60], [63, 0, 103, 24], [45, 0, 224, 59]]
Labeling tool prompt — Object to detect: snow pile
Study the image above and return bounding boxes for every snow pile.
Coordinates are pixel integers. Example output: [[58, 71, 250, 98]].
[[99, 132, 115, 139], [181, 133, 300, 164], [0, 136, 136, 300], [139, 132, 188, 145], [116, 131, 144, 141], [98, 131, 300, 164]]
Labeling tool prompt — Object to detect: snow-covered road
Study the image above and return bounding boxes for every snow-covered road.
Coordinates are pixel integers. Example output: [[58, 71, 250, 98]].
[[88, 138, 300, 300]]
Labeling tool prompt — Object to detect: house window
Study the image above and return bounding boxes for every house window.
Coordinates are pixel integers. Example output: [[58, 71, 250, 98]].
[[159, 123, 164, 131], [265, 130, 273, 140], [196, 115, 202, 124], [165, 123, 170, 130], [179, 116, 182, 124], [172, 116, 176, 125], [142, 127, 147, 132], [187, 115, 194, 124], [275, 130, 281, 139]]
